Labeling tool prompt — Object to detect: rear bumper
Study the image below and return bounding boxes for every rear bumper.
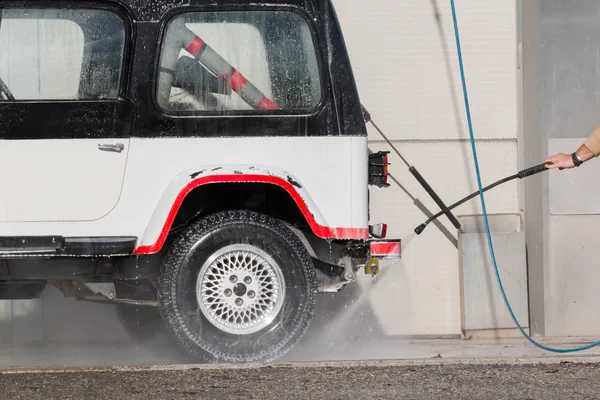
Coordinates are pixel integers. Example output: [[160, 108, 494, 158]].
[[344, 237, 401, 266], [341, 238, 400, 283], [369, 240, 401, 259], [304, 231, 400, 292]]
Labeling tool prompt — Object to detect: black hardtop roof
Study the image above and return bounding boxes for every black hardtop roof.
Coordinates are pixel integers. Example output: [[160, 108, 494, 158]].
[[96, 0, 324, 21]]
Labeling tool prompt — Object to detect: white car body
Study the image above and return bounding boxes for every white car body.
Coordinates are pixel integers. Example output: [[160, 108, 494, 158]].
[[0, 136, 370, 252]]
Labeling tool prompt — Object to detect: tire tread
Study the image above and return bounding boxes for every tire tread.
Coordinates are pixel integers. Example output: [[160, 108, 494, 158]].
[[158, 209, 317, 363]]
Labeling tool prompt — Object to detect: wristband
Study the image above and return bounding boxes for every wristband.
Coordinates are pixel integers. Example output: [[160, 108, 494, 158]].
[[572, 152, 583, 167]]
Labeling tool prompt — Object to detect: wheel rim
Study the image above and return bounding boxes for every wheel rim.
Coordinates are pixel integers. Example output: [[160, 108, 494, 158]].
[[196, 244, 286, 335]]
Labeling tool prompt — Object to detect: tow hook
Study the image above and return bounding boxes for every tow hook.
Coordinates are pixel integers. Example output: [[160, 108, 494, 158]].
[[341, 253, 356, 282], [365, 258, 380, 283]]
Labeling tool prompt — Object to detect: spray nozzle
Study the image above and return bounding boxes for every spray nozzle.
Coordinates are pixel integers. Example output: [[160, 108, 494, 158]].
[[414, 224, 426, 235]]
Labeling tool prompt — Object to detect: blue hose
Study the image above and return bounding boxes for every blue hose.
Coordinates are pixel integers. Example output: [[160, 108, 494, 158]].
[[449, 0, 600, 353]]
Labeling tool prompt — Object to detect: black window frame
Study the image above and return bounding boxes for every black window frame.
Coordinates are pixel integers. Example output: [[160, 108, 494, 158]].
[[0, 0, 134, 103], [152, 4, 329, 119]]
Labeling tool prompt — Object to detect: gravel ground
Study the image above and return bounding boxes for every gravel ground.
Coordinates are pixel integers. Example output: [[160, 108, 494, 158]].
[[2, 358, 600, 400]]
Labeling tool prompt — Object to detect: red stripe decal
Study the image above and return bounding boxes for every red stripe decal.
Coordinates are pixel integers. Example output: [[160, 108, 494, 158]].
[[257, 97, 280, 110], [228, 71, 248, 92], [370, 242, 401, 256], [186, 36, 204, 56], [133, 174, 368, 255]]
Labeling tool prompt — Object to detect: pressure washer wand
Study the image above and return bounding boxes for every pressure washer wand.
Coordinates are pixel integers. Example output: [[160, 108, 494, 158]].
[[414, 162, 549, 235], [362, 105, 462, 231]]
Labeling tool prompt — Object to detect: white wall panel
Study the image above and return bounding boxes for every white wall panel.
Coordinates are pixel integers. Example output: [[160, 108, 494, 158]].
[[332, 0, 518, 142], [546, 215, 600, 336]]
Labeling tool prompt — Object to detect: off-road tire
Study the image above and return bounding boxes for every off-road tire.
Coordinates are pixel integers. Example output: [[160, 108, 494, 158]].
[[157, 209, 318, 363]]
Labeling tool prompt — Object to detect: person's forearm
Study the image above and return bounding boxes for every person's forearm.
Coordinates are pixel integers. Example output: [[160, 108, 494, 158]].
[[582, 125, 600, 161], [576, 143, 595, 163]]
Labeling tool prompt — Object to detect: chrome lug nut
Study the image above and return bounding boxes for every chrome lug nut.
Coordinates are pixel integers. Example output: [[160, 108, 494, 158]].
[[230, 275, 238, 283], [244, 276, 252, 284], [224, 289, 232, 297], [235, 298, 243, 306], [247, 290, 256, 299]]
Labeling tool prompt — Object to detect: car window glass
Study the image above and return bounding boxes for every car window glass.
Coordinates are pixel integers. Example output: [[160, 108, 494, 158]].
[[156, 10, 322, 113], [0, 8, 125, 101]]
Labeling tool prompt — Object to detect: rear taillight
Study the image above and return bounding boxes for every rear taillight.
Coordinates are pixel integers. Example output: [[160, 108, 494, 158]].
[[368, 151, 390, 188], [369, 223, 388, 239]]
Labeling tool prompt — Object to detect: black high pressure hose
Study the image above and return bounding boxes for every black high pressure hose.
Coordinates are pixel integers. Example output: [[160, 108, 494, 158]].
[[414, 162, 549, 234]]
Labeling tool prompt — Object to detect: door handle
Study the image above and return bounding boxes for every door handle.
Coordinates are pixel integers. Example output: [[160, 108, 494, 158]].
[[98, 143, 125, 153]]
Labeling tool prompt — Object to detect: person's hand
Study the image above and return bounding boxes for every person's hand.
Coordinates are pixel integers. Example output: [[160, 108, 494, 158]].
[[543, 153, 574, 170]]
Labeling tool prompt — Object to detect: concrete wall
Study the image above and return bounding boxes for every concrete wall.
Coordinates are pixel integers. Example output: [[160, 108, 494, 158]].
[[332, 0, 520, 335], [540, 2, 600, 337]]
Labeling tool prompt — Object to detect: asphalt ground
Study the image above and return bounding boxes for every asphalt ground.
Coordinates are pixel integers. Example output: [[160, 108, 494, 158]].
[[2, 357, 600, 400]]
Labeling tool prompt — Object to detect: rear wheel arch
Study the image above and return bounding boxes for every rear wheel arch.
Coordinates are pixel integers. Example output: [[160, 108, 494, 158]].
[[134, 170, 334, 255], [171, 181, 309, 235]]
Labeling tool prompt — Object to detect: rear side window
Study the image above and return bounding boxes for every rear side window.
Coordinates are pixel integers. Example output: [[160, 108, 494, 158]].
[[156, 10, 322, 113], [0, 8, 125, 100]]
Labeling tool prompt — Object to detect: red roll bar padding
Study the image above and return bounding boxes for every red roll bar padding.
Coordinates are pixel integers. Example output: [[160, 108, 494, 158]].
[[184, 34, 280, 111]]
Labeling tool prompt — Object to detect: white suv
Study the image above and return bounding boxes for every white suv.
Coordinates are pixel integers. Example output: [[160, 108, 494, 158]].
[[0, 0, 400, 363]]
